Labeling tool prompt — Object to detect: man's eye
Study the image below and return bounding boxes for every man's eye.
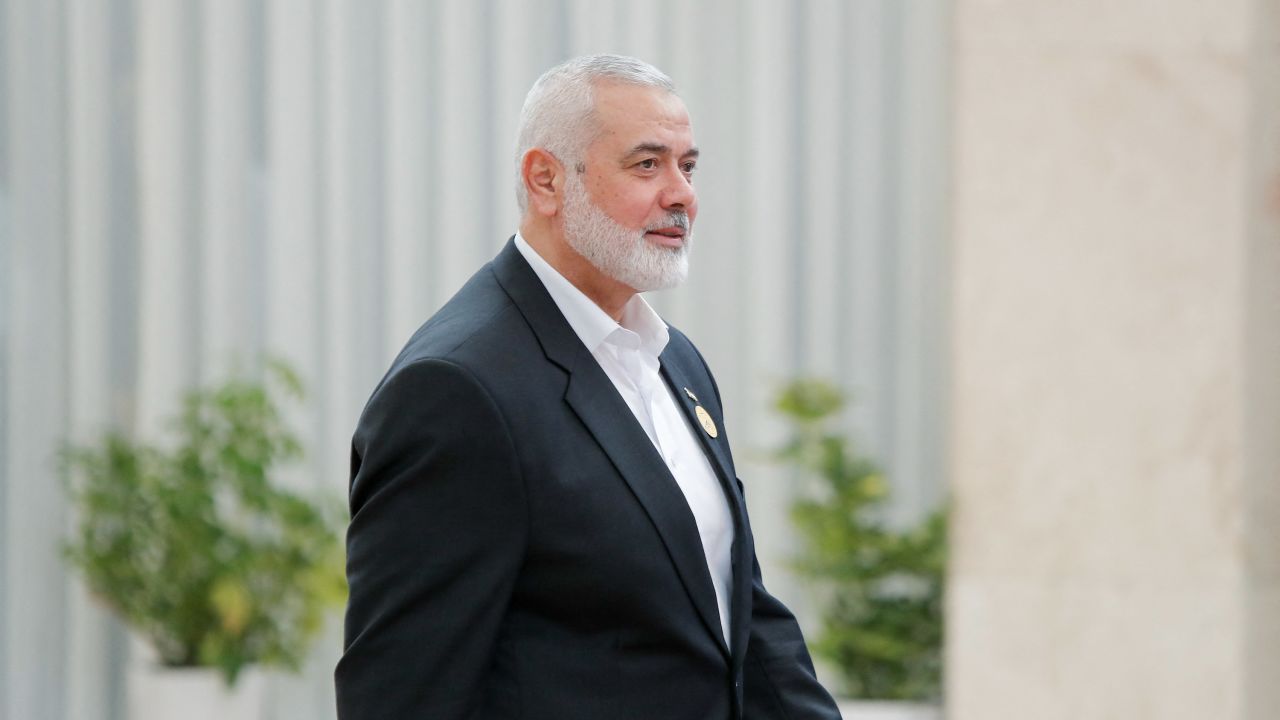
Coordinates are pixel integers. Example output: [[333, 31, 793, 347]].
[[681, 162, 697, 174], [638, 159, 658, 170]]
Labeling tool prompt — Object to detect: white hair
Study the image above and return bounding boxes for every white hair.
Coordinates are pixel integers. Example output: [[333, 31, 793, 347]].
[[514, 54, 677, 213]]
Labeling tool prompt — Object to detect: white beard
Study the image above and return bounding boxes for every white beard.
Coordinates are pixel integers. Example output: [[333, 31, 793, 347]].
[[561, 172, 692, 293]]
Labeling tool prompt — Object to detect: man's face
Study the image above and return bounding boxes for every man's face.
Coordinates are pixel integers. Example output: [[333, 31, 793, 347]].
[[561, 82, 699, 293]]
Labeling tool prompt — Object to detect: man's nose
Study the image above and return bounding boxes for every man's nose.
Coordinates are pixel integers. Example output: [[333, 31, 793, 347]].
[[661, 166, 696, 210]]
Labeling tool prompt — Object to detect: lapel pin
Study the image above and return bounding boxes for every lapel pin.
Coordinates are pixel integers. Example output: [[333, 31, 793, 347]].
[[683, 387, 699, 403], [694, 405, 719, 438]]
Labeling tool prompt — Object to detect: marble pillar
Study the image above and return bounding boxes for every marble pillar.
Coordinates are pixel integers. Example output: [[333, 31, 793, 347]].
[[947, 1, 1280, 718]]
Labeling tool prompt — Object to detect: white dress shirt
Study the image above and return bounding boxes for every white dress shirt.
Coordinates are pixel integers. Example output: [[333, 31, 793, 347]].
[[514, 233, 735, 643]]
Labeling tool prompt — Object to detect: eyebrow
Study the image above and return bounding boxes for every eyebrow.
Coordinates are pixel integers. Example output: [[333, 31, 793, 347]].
[[624, 143, 700, 160]]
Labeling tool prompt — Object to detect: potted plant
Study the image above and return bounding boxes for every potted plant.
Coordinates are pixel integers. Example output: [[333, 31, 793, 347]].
[[773, 379, 946, 719], [61, 361, 347, 720]]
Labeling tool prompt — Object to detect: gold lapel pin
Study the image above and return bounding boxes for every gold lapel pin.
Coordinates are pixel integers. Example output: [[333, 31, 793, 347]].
[[694, 405, 718, 438]]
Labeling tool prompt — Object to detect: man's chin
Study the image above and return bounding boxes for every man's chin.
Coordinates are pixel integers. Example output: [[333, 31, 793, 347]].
[[639, 257, 690, 292]]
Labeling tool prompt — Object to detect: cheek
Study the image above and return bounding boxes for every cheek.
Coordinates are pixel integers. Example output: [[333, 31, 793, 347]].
[[593, 179, 650, 225], [620, 195, 660, 225]]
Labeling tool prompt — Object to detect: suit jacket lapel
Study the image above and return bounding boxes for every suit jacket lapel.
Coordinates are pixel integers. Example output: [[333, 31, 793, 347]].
[[562, 376, 730, 658], [659, 351, 755, 669], [657, 359, 735, 484], [491, 240, 731, 659]]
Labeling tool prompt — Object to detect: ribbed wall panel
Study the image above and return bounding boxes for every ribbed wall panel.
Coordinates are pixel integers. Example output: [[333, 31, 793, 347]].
[[0, 2, 948, 716]]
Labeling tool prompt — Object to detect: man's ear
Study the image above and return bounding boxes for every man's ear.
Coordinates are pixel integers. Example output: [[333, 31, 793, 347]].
[[522, 148, 565, 217]]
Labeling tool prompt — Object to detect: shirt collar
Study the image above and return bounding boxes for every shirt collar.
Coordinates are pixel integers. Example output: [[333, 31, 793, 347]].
[[514, 233, 669, 359]]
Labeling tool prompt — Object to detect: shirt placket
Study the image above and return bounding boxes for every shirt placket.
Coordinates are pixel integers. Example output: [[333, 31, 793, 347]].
[[635, 358, 685, 471], [610, 336, 661, 454]]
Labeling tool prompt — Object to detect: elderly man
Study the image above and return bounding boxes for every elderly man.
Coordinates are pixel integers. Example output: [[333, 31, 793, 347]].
[[336, 55, 842, 720]]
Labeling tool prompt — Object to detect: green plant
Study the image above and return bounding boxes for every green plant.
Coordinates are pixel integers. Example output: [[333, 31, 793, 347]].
[[62, 361, 347, 686], [774, 379, 946, 701]]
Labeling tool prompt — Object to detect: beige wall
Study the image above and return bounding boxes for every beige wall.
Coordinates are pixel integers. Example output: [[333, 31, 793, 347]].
[[1244, 1, 1280, 715], [948, 0, 1280, 717]]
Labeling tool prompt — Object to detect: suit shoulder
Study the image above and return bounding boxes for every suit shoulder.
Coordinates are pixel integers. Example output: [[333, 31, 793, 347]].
[[370, 265, 534, 398], [397, 269, 526, 361], [663, 323, 714, 375], [664, 323, 697, 353], [661, 322, 726, 407]]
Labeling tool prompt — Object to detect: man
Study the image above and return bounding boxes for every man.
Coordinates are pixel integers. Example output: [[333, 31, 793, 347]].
[[336, 55, 842, 720]]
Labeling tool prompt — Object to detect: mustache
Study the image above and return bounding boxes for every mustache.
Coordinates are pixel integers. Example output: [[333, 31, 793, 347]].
[[644, 212, 690, 233]]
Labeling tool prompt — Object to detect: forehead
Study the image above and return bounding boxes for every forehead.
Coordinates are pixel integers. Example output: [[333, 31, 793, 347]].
[[589, 82, 695, 155]]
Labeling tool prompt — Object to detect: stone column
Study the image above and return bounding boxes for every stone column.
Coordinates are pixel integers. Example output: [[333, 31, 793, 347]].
[[947, 1, 1280, 718]]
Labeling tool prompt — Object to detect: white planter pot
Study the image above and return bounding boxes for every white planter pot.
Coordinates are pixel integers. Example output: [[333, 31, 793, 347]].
[[128, 664, 265, 720], [837, 700, 942, 720]]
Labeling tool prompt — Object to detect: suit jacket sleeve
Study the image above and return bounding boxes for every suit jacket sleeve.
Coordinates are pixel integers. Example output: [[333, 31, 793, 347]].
[[335, 358, 527, 719], [741, 537, 843, 719]]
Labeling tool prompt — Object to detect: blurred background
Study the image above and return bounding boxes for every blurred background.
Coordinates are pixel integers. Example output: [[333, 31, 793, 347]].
[[2, 0, 1276, 719]]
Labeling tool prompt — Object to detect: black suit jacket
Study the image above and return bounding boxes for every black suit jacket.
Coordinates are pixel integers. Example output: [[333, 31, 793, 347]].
[[336, 240, 842, 720]]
